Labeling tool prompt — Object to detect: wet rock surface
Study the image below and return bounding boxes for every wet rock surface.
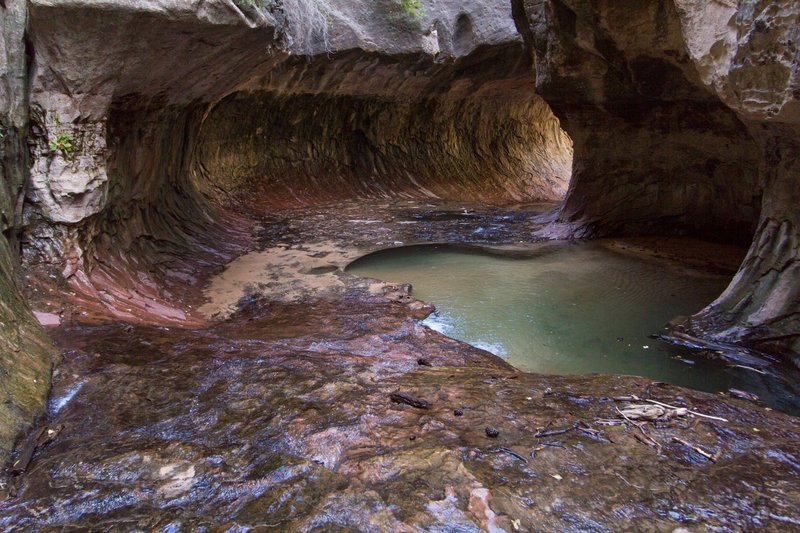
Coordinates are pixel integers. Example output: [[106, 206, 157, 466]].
[[4, 201, 799, 530], [3, 311, 799, 530], [197, 200, 556, 319]]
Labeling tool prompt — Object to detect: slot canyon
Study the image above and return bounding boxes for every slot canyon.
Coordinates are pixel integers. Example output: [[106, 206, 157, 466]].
[[0, 0, 798, 529]]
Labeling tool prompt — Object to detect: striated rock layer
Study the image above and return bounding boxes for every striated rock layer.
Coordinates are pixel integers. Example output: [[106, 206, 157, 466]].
[[16, 0, 795, 367], [674, 1, 800, 362]]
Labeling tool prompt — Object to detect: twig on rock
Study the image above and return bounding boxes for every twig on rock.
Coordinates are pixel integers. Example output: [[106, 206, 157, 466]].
[[575, 421, 611, 442], [730, 364, 766, 375], [615, 472, 643, 489], [672, 437, 718, 462], [495, 447, 528, 464], [535, 426, 573, 438], [612, 395, 642, 402], [645, 399, 728, 422], [728, 388, 759, 402], [633, 432, 662, 453], [389, 392, 431, 409]]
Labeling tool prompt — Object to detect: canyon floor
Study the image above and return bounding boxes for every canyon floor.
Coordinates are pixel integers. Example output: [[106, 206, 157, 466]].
[[2, 201, 799, 531]]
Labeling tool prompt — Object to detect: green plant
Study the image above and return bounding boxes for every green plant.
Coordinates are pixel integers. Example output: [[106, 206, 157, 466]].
[[387, 0, 424, 28], [49, 131, 74, 156], [398, 0, 424, 19]]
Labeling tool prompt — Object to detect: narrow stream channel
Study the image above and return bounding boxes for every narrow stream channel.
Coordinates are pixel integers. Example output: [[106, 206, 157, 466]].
[[348, 242, 800, 414]]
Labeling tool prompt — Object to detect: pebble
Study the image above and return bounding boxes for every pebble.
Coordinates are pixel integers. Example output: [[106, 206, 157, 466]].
[[485, 426, 499, 438]]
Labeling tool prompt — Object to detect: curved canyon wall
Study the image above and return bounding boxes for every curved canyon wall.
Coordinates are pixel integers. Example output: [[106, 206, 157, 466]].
[[675, 0, 799, 361], [516, 0, 799, 361], [517, 0, 763, 242], [20, 0, 572, 323], [192, 74, 571, 208]]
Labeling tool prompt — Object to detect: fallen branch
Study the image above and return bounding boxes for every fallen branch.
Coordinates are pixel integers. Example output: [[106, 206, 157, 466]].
[[672, 437, 718, 462], [730, 364, 766, 375], [616, 407, 658, 432], [594, 418, 626, 426], [494, 447, 528, 464], [616, 407, 658, 451], [645, 399, 728, 423], [575, 421, 611, 443], [618, 404, 672, 421], [729, 388, 759, 402], [633, 431, 662, 453], [535, 426, 573, 438], [612, 395, 642, 402], [616, 406, 633, 423], [389, 392, 430, 409], [10, 424, 63, 476], [10, 430, 40, 476]]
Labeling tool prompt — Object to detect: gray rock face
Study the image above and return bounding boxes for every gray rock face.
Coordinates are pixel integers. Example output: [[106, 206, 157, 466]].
[[303, 0, 521, 57], [0, 0, 54, 466], [675, 0, 799, 124], [23, 0, 278, 232]]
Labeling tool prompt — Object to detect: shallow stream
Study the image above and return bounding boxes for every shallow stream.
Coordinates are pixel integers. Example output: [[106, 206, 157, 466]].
[[348, 242, 800, 413]]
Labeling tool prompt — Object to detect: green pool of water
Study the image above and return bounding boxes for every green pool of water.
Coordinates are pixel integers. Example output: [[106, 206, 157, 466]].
[[347, 242, 800, 413]]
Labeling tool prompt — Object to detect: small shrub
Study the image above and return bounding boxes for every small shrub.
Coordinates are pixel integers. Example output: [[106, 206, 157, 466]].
[[398, 0, 424, 19], [49, 132, 74, 156], [386, 0, 425, 29]]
